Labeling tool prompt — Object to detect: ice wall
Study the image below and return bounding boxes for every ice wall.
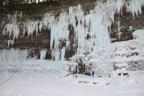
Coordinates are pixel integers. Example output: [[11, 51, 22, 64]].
[[40, 49, 47, 59], [0, 49, 28, 64], [1, 0, 144, 63]]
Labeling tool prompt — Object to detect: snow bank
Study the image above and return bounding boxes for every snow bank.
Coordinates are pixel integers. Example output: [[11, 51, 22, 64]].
[[133, 29, 144, 39], [0, 71, 144, 96]]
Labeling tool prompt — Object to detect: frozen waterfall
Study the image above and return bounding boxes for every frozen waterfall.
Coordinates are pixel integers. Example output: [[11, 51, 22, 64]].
[[40, 50, 47, 60], [1, 0, 144, 76]]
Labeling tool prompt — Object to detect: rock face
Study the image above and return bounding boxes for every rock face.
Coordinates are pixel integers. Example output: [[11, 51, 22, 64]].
[[0, 0, 96, 15], [111, 8, 144, 42]]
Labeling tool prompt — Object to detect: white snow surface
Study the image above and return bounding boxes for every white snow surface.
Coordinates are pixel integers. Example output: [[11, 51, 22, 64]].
[[133, 29, 144, 40], [0, 71, 144, 96]]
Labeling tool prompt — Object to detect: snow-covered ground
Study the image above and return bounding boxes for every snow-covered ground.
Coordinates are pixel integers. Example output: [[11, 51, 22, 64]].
[[0, 71, 144, 96]]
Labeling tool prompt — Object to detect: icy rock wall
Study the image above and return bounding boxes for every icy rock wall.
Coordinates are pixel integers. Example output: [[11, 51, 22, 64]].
[[1, 0, 144, 64], [0, 49, 28, 64], [110, 29, 144, 76], [0, 48, 48, 64]]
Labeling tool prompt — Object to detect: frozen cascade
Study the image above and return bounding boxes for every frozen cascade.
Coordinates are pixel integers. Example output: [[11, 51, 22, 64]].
[[61, 47, 66, 61], [50, 12, 69, 61], [23, 20, 39, 37], [1, 0, 144, 76], [3, 22, 20, 40], [40, 50, 47, 59], [0, 49, 28, 64]]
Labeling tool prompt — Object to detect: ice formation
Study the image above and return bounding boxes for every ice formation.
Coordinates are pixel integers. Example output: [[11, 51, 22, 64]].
[[133, 29, 144, 58], [8, 40, 14, 47], [23, 20, 39, 37], [0, 49, 28, 64], [126, 0, 144, 17], [40, 50, 47, 59], [1, 0, 144, 76], [3, 23, 20, 39]]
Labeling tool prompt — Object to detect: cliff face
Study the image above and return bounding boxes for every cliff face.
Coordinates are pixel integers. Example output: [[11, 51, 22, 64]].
[[0, 0, 96, 46], [0, 0, 96, 15], [0, 0, 144, 60], [111, 8, 144, 42]]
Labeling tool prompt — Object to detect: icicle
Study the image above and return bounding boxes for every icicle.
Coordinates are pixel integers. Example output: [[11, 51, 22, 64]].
[[35, 21, 39, 35], [40, 50, 47, 59], [129, 26, 133, 31], [8, 40, 14, 47], [3, 23, 20, 39], [61, 47, 66, 61], [54, 49, 60, 61], [115, 0, 124, 13], [117, 17, 122, 40], [8, 40, 11, 47], [133, 29, 144, 39], [126, 0, 144, 17]]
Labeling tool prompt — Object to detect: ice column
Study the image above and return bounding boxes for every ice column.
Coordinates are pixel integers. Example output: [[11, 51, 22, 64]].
[[40, 50, 47, 60]]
